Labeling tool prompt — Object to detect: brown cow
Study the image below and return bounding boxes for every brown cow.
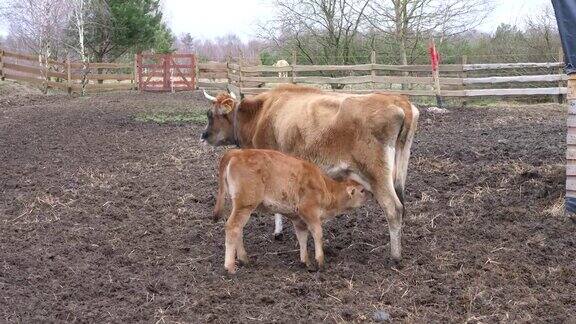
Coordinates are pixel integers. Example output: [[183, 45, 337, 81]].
[[214, 149, 367, 273], [202, 85, 419, 263]]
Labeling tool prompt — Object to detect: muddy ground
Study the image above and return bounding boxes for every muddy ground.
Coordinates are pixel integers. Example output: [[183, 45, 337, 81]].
[[1, 85, 575, 322]]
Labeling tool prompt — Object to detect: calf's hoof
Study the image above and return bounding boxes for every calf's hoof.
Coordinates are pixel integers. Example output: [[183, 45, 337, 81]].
[[300, 260, 311, 269], [306, 264, 318, 272], [273, 233, 284, 241]]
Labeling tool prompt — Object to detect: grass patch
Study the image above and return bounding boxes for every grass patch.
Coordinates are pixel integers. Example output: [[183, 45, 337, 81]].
[[134, 111, 207, 124]]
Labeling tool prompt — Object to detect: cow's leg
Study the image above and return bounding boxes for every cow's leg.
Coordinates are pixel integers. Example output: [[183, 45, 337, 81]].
[[356, 143, 404, 263], [224, 205, 252, 273], [371, 145, 404, 263], [374, 186, 403, 262], [292, 219, 310, 267], [274, 213, 284, 239]]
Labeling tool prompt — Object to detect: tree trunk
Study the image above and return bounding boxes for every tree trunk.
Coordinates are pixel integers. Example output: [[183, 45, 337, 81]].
[[394, 0, 409, 90], [399, 37, 409, 90]]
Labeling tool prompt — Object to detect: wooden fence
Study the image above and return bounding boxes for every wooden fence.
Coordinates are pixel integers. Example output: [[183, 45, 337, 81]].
[[227, 58, 567, 98], [196, 62, 228, 90], [136, 53, 196, 92], [0, 49, 135, 93], [0, 47, 568, 98]]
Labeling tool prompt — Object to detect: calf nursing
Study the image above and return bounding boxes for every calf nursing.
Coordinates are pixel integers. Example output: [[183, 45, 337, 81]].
[[214, 149, 367, 274]]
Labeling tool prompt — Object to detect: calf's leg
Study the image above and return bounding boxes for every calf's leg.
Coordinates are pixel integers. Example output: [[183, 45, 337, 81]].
[[224, 205, 253, 273], [292, 219, 310, 267], [305, 219, 324, 270], [298, 204, 324, 270], [236, 229, 249, 265]]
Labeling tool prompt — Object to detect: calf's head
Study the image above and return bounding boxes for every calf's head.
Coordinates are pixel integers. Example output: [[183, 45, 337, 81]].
[[201, 90, 238, 146], [342, 180, 367, 209]]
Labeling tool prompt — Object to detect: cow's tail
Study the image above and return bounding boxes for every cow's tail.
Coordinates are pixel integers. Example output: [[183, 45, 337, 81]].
[[213, 152, 232, 222], [394, 103, 419, 206]]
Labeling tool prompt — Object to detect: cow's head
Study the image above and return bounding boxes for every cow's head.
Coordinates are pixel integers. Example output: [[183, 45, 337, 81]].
[[201, 90, 238, 146]]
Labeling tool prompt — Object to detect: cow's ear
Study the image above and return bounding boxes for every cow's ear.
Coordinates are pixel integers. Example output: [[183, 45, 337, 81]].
[[220, 99, 235, 114]]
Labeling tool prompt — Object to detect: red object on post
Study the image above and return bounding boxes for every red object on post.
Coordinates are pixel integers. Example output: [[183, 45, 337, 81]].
[[428, 41, 440, 71], [428, 38, 443, 108]]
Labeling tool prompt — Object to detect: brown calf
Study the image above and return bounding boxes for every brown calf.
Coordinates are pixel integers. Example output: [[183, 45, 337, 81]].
[[214, 149, 367, 274]]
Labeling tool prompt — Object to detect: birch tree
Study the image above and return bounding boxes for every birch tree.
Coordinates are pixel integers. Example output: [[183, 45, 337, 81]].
[[0, 0, 70, 92], [0, 0, 70, 60], [69, 0, 89, 95]]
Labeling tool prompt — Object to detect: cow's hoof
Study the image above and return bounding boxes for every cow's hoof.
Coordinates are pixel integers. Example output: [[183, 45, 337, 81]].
[[224, 265, 236, 275], [389, 258, 403, 268], [238, 257, 250, 266], [273, 233, 284, 241]]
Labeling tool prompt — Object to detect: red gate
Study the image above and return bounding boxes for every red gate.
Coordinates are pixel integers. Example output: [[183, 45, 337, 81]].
[[136, 53, 196, 92]]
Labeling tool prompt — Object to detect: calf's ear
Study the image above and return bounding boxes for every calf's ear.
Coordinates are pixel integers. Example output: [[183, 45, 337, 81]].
[[346, 186, 357, 197]]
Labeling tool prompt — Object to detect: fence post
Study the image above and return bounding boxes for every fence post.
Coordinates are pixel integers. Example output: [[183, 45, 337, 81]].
[[371, 50, 376, 90], [291, 50, 297, 84], [136, 53, 143, 92], [226, 56, 232, 86], [162, 54, 170, 92], [429, 38, 442, 107], [191, 54, 197, 90], [39, 54, 48, 94], [66, 57, 72, 94], [461, 55, 468, 107], [566, 74, 576, 215], [558, 47, 565, 104], [238, 51, 244, 90], [0, 49, 4, 81], [132, 54, 137, 90]]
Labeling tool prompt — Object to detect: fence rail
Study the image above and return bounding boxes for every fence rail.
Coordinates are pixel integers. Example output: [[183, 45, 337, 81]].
[[0, 49, 135, 94], [0, 48, 568, 98], [227, 55, 567, 98]]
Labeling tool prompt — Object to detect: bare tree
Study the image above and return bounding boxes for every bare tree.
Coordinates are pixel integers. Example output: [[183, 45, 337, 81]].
[[523, 4, 560, 62], [261, 0, 370, 66], [0, 0, 70, 60], [366, 0, 494, 65], [0, 0, 70, 92]]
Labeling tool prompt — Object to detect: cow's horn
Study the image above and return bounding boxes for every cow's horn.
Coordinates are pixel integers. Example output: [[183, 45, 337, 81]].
[[229, 91, 237, 100], [203, 89, 217, 102]]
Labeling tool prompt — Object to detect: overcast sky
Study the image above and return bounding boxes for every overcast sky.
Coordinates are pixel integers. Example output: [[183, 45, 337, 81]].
[[0, 0, 550, 40], [165, 0, 549, 40]]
